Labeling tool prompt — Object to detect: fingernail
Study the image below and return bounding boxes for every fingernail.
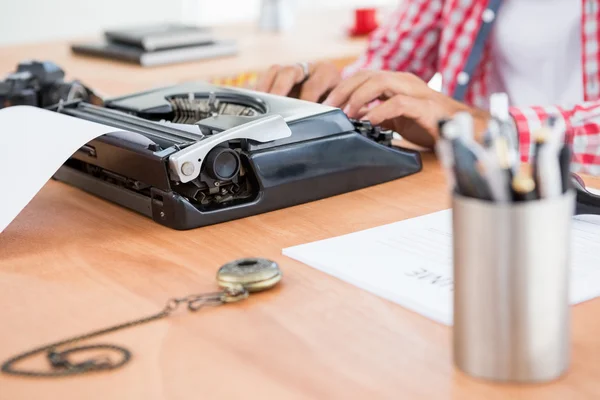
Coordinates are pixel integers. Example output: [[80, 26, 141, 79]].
[[343, 105, 351, 115]]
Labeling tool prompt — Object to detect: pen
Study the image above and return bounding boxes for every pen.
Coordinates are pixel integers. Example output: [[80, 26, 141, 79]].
[[547, 115, 566, 151], [532, 126, 549, 199], [558, 144, 572, 193], [436, 119, 457, 193], [474, 118, 511, 203], [536, 117, 564, 199], [503, 123, 519, 176], [441, 120, 473, 196], [483, 118, 501, 148], [490, 92, 519, 174], [453, 112, 474, 141], [547, 116, 572, 193], [453, 140, 493, 200], [472, 135, 510, 203], [512, 171, 537, 202], [444, 118, 493, 200], [536, 144, 562, 199], [490, 92, 510, 121], [493, 135, 514, 201]]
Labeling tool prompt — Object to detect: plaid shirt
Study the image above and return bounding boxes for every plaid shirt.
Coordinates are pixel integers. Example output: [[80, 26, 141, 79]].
[[343, 0, 600, 175]]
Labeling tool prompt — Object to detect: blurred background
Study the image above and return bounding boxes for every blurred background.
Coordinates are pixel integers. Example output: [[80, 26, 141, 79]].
[[0, 0, 397, 46]]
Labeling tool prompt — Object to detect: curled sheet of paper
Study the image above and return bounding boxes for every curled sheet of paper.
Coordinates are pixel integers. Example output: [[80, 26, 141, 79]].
[[0, 106, 124, 233]]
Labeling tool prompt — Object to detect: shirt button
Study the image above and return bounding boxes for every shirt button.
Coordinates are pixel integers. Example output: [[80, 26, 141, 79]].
[[482, 9, 495, 23], [457, 72, 470, 85]]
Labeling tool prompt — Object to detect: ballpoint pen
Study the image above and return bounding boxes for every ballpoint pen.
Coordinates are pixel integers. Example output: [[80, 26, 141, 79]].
[[547, 115, 566, 151], [442, 120, 492, 200], [532, 126, 549, 199], [436, 119, 456, 193], [453, 112, 474, 141], [512, 171, 537, 201], [490, 93, 519, 175], [535, 122, 563, 199], [483, 117, 501, 147], [490, 93, 510, 121], [558, 144, 572, 193], [478, 119, 511, 203], [547, 116, 572, 193], [493, 135, 514, 201]]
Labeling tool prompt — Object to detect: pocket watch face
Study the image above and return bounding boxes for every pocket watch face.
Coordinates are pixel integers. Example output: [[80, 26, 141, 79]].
[[217, 258, 282, 292]]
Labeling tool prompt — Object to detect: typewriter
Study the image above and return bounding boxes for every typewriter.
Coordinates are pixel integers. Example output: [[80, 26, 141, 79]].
[[2, 61, 422, 230]]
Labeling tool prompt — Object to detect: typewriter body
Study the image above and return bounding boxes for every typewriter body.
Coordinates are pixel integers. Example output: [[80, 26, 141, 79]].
[[47, 81, 422, 230]]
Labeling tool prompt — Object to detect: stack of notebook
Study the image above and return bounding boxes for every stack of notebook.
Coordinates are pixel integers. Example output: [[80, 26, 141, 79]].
[[71, 24, 238, 67]]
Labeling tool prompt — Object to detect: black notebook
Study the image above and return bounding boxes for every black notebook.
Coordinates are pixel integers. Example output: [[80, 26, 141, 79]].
[[104, 23, 214, 51], [71, 40, 239, 67]]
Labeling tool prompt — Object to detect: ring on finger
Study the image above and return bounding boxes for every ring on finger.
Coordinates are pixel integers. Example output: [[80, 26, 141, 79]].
[[295, 62, 310, 82]]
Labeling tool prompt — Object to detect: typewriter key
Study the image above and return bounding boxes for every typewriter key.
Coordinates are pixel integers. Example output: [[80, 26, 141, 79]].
[[217, 258, 282, 293]]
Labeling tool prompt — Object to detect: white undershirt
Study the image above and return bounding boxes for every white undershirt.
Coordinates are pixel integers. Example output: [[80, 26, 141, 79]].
[[489, 0, 584, 107]]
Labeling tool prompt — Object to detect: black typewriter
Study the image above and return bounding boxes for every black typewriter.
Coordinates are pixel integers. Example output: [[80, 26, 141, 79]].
[[1, 61, 422, 230]]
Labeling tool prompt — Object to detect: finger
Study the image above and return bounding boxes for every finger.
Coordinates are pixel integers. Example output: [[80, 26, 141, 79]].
[[270, 66, 304, 96], [344, 73, 407, 118], [364, 95, 437, 147], [365, 94, 438, 135], [255, 65, 281, 92], [300, 63, 341, 102], [363, 94, 418, 126], [354, 106, 371, 120], [322, 70, 373, 107]]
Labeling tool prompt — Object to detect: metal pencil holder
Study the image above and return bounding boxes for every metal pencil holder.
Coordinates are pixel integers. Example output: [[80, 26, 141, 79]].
[[452, 189, 576, 383]]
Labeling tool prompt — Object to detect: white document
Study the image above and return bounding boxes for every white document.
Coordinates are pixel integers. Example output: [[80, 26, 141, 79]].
[[283, 210, 600, 325], [0, 106, 122, 233]]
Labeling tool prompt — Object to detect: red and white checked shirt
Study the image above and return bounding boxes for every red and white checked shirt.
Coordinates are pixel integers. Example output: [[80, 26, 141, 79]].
[[342, 0, 600, 176]]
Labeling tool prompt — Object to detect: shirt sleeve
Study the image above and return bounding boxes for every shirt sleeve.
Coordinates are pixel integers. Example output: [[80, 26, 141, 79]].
[[510, 101, 600, 175], [341, 0, 444, 83]]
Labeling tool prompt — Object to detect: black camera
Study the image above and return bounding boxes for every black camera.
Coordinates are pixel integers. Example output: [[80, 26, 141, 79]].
[[0, 60, 97, 109]]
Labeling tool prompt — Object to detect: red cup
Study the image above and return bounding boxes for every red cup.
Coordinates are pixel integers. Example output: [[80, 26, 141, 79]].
[[349, 8, 378, 36]]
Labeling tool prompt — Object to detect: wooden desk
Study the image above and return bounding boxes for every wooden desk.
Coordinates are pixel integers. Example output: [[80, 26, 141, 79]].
[[2, 13, 600, 400]]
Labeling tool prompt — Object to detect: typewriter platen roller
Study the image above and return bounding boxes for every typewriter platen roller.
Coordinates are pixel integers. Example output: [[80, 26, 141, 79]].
[[52, 82, 422, 230]]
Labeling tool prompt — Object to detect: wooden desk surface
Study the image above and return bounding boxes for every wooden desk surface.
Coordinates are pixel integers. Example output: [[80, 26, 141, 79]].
[[2, 13, 600, 400], [0, 10, 366, 97]]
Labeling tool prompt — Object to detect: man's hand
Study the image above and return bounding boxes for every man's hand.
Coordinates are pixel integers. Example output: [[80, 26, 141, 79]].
[[255, 61, 342, 102], [323, 70, 490, 148]]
